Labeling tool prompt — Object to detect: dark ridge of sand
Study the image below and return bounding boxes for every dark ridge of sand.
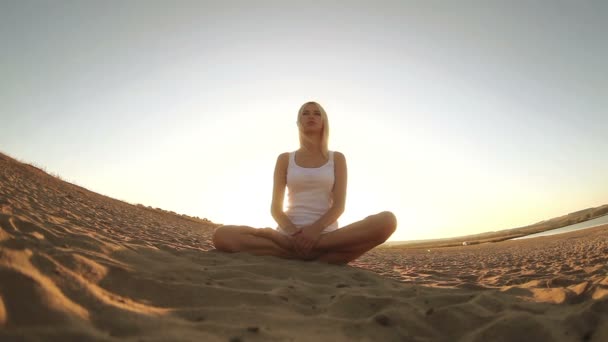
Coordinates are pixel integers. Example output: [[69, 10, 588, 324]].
[[1, 152, 607, 341]]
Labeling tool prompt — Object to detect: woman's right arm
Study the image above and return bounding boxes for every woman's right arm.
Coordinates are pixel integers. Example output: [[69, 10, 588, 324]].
[[270, 153, 298, 234]]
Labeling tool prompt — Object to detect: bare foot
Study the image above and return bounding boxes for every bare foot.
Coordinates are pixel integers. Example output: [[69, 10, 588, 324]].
[[254, 228, 294, 251]]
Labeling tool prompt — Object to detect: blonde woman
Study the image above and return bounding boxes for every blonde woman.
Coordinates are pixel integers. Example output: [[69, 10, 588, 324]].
[[212, 101, 397, 264]]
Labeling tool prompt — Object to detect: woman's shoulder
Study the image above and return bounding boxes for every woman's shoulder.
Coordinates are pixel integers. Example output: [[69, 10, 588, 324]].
[[276, 152, 292, 164], [331, 150, 346, 161]]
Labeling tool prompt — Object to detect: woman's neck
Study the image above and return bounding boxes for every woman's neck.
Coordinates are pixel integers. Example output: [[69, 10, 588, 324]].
[[299, 135, 322, 154]]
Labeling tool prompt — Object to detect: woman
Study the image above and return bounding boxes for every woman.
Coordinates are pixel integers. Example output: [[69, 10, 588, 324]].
[[212, 101, 397, 264]]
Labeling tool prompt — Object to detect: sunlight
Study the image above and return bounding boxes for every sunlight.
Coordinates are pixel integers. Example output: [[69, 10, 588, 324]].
[[5, 0, 604, 244]]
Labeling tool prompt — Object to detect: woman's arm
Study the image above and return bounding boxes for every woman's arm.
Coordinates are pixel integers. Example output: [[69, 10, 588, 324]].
[[306, 151, 347, 234], [270, 153, 298, 234]]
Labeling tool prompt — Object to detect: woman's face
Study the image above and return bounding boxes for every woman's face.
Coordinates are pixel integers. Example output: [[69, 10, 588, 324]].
[[299, 103, 323, 134]]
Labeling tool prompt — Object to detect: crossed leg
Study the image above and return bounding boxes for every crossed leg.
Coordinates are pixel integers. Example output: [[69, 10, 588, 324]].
[[211, 225, 294, 258], [211, 211, 397, 264], [313, 211, 397, 263]]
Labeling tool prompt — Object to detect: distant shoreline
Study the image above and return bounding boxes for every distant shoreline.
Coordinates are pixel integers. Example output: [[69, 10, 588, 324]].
[[383, 208, 608, 249]]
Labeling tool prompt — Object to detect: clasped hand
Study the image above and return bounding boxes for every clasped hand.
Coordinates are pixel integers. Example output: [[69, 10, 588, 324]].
[[290, 225, 322, 258]]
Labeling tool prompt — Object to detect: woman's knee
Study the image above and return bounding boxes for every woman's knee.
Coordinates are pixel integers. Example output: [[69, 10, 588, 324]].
[[381, 211, 397, 230], [212, 226, 238, 252], [373, 211, 397, 239]]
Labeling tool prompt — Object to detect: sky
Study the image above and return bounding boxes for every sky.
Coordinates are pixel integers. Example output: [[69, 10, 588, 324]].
[[1, 0, 607, 242]]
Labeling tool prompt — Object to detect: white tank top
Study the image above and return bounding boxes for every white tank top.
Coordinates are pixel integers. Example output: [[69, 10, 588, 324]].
[[284, 151, 339, 233]]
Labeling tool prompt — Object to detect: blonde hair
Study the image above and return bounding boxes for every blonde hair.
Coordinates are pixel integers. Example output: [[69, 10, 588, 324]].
[[297, 101, 330, 158]]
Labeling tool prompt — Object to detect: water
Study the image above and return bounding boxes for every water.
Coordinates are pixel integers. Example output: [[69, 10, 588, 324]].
[[512, 214, 608, 240]]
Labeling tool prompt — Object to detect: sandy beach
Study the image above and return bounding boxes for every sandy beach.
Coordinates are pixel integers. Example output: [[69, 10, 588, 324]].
[[1, 152, 607, 341]]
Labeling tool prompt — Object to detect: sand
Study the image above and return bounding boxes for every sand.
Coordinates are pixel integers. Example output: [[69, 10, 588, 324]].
[[1, 152, 607, 341]]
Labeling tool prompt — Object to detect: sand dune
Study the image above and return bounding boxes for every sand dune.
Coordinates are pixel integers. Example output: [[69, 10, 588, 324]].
[[1, 152, 607, 341], [356, 225, 608, 304]]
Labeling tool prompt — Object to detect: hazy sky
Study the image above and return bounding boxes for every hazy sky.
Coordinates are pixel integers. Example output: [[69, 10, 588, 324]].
[[2, 1, 607, 241]]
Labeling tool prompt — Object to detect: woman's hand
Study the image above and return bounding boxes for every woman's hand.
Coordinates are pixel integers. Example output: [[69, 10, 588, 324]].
[[280, 223, 301, 236], [292, 225, 322, 258]]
